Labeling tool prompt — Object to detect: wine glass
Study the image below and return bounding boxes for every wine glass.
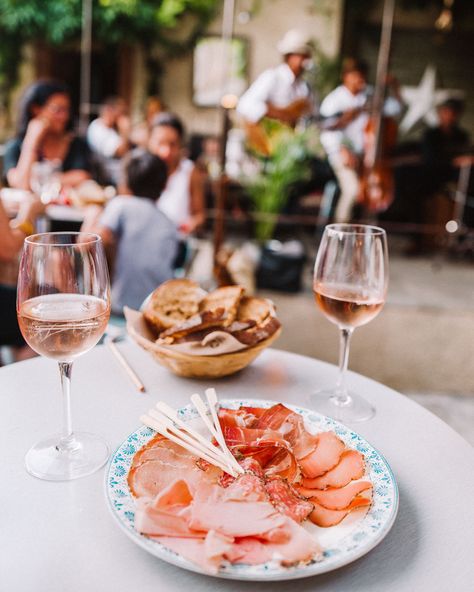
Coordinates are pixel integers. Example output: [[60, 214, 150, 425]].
[[17, 232, 111, 480], [311, 223, 388, 423]]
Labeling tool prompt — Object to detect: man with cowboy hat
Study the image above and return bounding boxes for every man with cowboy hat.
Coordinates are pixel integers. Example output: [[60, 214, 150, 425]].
[[237, 29, 316, 128]]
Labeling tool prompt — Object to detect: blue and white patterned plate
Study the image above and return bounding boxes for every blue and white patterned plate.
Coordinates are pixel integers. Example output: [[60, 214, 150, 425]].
[[105, 399, 398, 581]]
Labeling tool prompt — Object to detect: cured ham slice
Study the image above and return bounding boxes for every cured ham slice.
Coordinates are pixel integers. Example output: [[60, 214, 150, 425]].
[[223, 426, 289, 450], [264, 476, 313, 523], [298, 432, 345, 478], [301, 450, 365, 490], [309, 496, 371, 527], [155, 531, 234, 574], [135, 500, 204, 538], [223, 518, 323, 566], [299, 480, 372, 511], [189, 498, 287, 538]]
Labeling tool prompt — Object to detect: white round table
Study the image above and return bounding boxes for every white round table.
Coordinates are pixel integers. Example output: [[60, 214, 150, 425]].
[[1, 342, 473, 592]]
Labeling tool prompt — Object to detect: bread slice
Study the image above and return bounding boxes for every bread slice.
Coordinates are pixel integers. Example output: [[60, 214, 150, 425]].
[[199, 285, 245, 327], [157, 285, 245, 343], [231, 297, 281, 346], [143, 279, 204, 335], [236, 296, 273, 325]]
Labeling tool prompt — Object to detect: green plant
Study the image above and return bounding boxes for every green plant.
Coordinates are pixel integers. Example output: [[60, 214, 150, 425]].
[[243, 119, 323, 242], [0, 0, 219, 106]]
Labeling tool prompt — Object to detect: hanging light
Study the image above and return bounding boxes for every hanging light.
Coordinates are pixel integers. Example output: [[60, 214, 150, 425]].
[[435, 0, 454, 32]]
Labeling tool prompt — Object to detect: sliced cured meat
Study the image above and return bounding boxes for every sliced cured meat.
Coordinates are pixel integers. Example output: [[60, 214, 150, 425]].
[[189, 498, 287, 538], [298, 432, 345, 478], [154, 479, 193, 508], [309, 496, 371, 527], [299, 480, 372, 510], [128, 458, 217, 499], [224, 426, 289, 450], [135, 499, 204, 538], [264, 476, 313, 523], [264, 447, 299, 483], [301, 450, 365, 490], [155, 532, 232, 574], [265, 517, 323, 565], [222, 473, 267, 502], [225, 536, 273, 565]]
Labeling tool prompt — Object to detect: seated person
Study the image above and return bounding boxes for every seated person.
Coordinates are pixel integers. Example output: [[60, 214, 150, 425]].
[[3, 80, 91, 192], [81, 150, 178, 315], [87, 96, 131, 186], [319, 58, 402, 222], [148, 113, 206, 236], [0, 195, 44, 362]]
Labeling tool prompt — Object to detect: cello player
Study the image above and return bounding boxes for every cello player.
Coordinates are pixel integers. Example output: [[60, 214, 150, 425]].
[[320, 58, 402, 223]]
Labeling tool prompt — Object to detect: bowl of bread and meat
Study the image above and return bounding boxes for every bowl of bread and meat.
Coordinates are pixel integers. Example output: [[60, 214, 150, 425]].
[[124, 279, 281, 378]]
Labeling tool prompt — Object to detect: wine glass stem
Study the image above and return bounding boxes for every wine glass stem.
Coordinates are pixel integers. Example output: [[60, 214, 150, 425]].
[[335, 327, 354, 406], [57, 361, 79, 452]]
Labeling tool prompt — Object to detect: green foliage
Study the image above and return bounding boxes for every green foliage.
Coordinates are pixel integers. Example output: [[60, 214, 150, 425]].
[[0, 0, 219, 96], [244, 120, 323, 242]]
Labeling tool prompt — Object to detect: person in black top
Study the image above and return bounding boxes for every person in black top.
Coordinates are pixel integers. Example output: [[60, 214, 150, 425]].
[[2, 80, 92, 191], [422, 98, 470, 194]]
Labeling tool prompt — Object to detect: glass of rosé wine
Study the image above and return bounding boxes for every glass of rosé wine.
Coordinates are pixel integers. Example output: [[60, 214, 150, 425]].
[[17, 232, 111, 480], [311, 223, 388, 423]]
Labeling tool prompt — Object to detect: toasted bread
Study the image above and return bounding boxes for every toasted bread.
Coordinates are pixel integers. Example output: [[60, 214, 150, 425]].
[[237, 296, 273, 325], [143, 279, 204, 335], [157, 285, 245, 343], [231, 298, 281, 346], [199, 286, 245, 327]]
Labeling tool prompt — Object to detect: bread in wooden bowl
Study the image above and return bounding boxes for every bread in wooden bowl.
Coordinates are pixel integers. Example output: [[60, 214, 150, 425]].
[[126, 282, 281, 379]]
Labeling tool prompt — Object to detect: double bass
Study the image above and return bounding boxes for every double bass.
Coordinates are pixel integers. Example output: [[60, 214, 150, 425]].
[[359, 0, 398, 214]]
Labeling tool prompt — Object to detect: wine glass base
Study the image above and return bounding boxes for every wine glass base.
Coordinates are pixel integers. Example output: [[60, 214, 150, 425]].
[[25, 432, 110, 481], [309, 389, 375, 424]]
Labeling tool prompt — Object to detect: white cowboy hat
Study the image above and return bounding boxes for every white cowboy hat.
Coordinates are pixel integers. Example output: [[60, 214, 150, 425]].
[[277, 29, 312, 56]]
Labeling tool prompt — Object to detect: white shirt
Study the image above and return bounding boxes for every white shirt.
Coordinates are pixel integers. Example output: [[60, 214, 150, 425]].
[[320, 85, 401, 163], [157, 158, 194, 228], [237, 63, 314, 123], [87, 118, 122, 158]]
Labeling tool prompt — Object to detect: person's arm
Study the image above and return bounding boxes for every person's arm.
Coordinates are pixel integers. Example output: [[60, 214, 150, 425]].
[[6, 118, 49, 190], [180, 166, 206, 234], [237, 70, 275, 123], [0, 197, 44, 262], [60, 169, 91, 188], [80, 204, 115, 248]]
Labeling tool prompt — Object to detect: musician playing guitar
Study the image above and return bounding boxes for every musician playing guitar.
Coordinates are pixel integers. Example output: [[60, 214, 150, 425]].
[[237, 29, 316, 154], [319, 58, 402, 223]]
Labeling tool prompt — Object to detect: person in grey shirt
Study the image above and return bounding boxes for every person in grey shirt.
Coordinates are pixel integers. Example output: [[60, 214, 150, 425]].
[[82, 149, 178, 314]]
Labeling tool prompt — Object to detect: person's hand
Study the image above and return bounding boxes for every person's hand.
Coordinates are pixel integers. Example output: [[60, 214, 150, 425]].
[[24, 116, 50, 148], [340, 146, 358, 169], [337, 108, 361, 128], [18, 195, 46, 222], [453, 155, 474, 168]]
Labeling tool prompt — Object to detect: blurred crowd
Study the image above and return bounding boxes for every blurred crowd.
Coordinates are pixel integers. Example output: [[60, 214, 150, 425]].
[[0, 28, 472, 361]]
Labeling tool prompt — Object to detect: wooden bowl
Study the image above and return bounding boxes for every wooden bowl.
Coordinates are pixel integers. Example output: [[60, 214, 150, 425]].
[[125, 306, 281, 379]]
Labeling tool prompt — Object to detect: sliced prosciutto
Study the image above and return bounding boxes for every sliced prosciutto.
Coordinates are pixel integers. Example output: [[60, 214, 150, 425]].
[[129, 402, 374, 573], [309, 496, 372, 527], [301, 450, 365, 490], [298, 431, 345, 478], [264, 476, 313, 523], [298, 480, 373, 511]]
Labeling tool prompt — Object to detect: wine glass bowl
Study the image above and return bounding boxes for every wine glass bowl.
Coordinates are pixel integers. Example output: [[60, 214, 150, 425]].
[[311, 224, 388, 423], [17, 232, 111, 480]]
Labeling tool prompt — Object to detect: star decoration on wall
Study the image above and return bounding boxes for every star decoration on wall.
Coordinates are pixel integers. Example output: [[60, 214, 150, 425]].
[[399, 64, 465, 134]]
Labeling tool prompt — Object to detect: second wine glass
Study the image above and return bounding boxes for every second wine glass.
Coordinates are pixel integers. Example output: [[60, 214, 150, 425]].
[[17, 232, 111, 480], [311, 223, 388, 423]]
